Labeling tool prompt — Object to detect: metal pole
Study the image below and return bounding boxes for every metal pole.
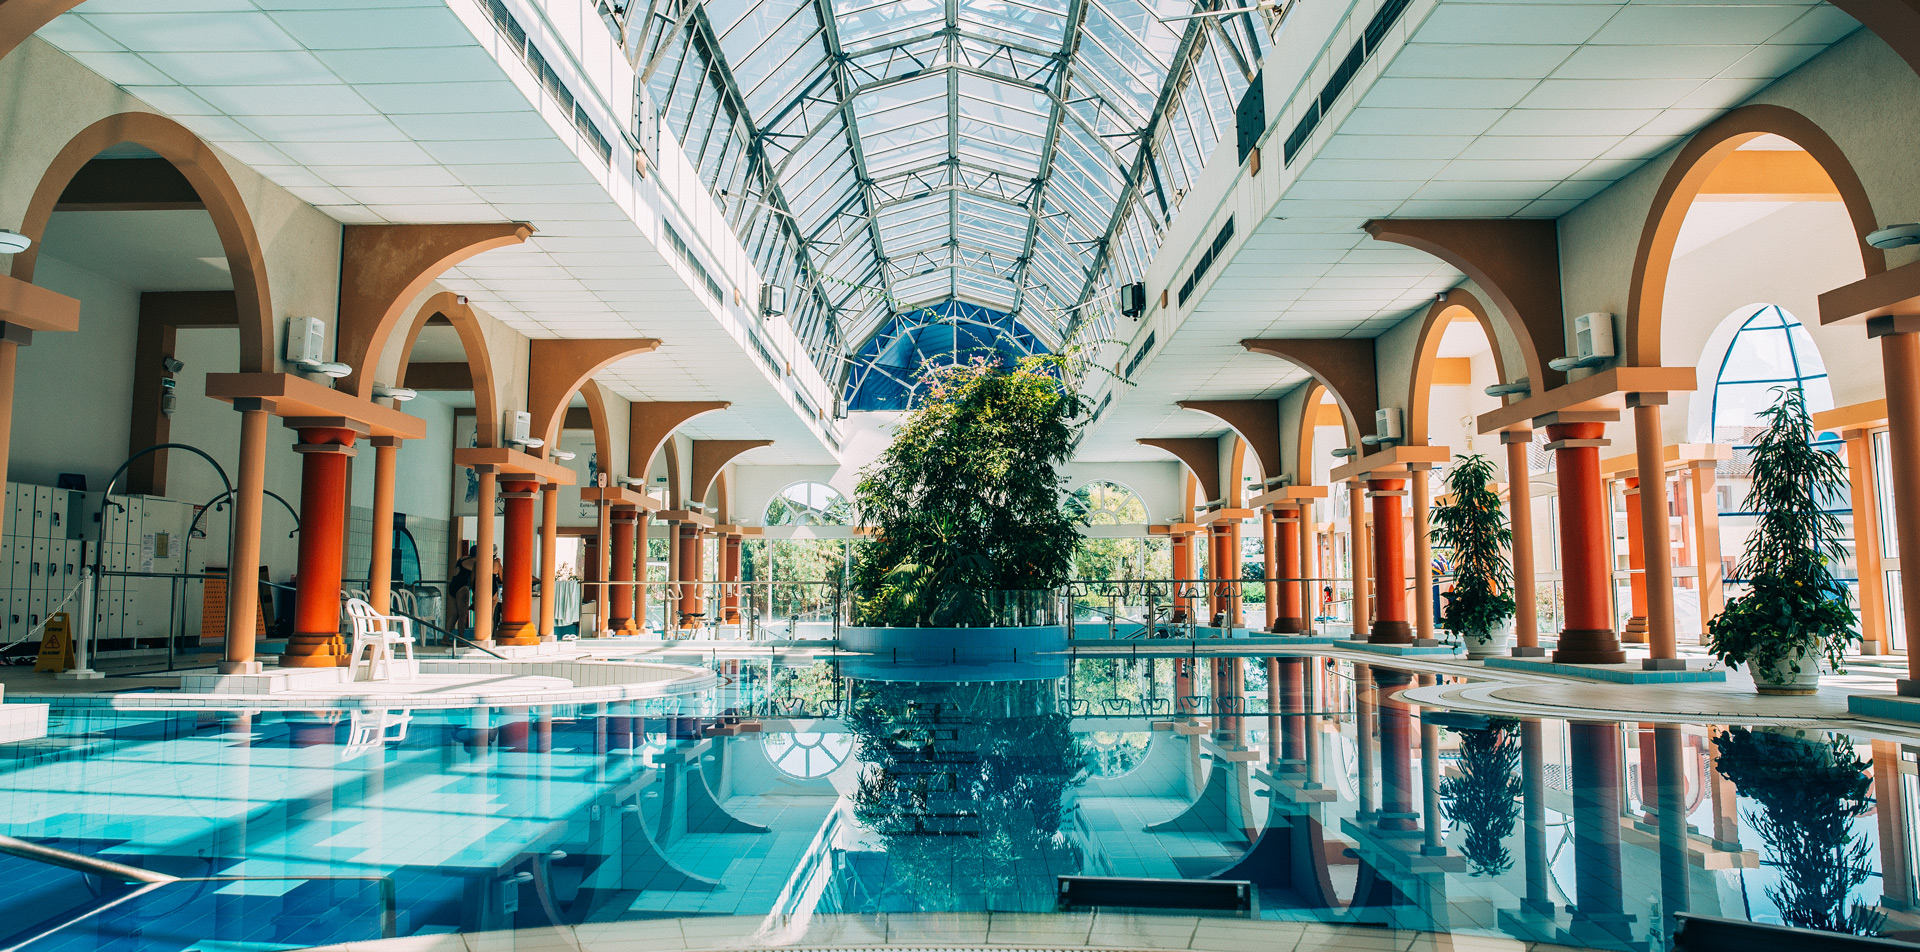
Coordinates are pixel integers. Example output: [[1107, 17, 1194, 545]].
[[57, 568, 102, 680]]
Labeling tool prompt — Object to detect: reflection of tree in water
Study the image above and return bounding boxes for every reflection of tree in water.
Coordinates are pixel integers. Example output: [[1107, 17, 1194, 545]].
[[1438, 719, 1522, 876], [843, 678, 1086, 911], [1713, 727, 1884, 936]]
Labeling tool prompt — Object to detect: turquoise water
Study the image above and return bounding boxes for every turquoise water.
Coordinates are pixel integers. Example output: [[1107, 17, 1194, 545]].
[[0, 654, 1907, 949]]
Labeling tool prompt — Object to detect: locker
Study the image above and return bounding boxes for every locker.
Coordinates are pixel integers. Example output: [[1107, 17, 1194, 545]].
[[0, 539, 12, 597], [30, 487, 52, 541], [27, 591, 45, 635], [28, 539, 48, 596], [10, 487, 29, 540]]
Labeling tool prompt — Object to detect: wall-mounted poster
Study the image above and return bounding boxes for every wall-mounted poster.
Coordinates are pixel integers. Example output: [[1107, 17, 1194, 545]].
[[559, 428, 598, 527]]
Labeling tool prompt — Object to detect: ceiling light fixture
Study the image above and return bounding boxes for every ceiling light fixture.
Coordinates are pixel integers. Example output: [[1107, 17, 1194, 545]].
[[295, 360, 353, 378]]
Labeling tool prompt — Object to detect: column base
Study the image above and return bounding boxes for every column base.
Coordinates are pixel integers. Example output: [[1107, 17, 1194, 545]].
[[1551, 628, 1626, 665], [1510, 645, 1549, 657], [495, 622, 539, 647], [612, 619, 641, 636], [217, 660, 264, 675], [1620, 615, 1649, 645], [280, 633, 347, 668], [1368, 620, 1413, 645], [1267, 616, 1305, 634]]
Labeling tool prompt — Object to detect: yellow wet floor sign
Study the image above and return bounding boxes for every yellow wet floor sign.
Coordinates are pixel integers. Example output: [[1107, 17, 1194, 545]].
[[34, 613, 74, 673]]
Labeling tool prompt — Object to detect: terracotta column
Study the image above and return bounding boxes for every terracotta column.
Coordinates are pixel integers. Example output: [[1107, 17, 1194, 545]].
[[1349, 481, 1371, 639], [1519, 719, 1552, 912], [1367, 477, 1412, 644], [1685, 460, 1724, 639], [1411, 467, 1435, 643], [222, 402, 271, 672], [1207, 522, 1228, 625], [367, 438, 400, 614], [633, 511, 650, 633], [539, 483, 559, 642], [473, 471, 497, 646], [283, 426, 357, 667], [1634, 403, 1681, 664], [1298, 503, 1316, 634], [1503, 432, 1541, 654], [677, 523, 701, 629], [1170, 528, 1194, 622], [1374, 667, 1415, 831], [722, 532, 742, 624], [592, 478, 610, 634], [1846, 429, 1891, 654], [1874, 741, 1914, 910], [1261, 507, 1280, 627], [1272, 506, 1304, 633], [1547, 422, 1624, 664], [1279, 657, 1306, 770], [1880, 330, 1920, 692], [496, 479, 539, 646], [1621, 477, 1649, 644], [608, 510, 637, 635], [1652, 724, 1690, 926]]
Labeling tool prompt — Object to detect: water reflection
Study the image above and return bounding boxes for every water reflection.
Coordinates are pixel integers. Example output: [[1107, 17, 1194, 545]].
[[0, 654, 1914, 950]]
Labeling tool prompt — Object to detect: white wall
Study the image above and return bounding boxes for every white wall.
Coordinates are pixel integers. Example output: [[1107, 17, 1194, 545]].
[[10, 254, 138, 489]]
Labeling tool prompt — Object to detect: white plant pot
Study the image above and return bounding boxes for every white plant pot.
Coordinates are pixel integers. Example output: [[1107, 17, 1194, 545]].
[[1753, 643, 1822, 696], [1463, 626, 1511, 660]]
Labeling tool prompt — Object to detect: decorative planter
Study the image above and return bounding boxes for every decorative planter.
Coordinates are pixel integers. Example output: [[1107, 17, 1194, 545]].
[[1753, 643, 1822, 696], [1462, 624, 1511, 660]]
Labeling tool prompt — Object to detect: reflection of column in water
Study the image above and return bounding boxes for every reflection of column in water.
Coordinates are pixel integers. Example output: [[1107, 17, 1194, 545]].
[[1266, 658, 1281, 764], [1281, 659, 1306, 769], [1652, 724, 1690, 929], [1304, 659, 1322, 788], [1520, 719, 1553, 914], [536, 706, 555, 823], [1704, 724, 1742, 852], [1374, 668, 1416, 832], [1568, 721, 1630, 944], [215, 711, 254, 939], [1873, 740, 1916, 911], [1355, 663, 1376, 817], [1419, 674, 1443, 854]]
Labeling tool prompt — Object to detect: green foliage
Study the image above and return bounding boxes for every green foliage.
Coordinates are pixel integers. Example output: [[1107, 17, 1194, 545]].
[[852, 355, 1086, 627], [1706, 388, 1860, 677], [1438, 719, 1523, 876], [1713, 727, 1884, 936], [1429, 453, 1515, 637]]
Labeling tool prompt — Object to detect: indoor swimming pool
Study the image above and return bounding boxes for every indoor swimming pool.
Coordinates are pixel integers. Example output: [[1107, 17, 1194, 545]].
[[0, 654, 1904, 951]]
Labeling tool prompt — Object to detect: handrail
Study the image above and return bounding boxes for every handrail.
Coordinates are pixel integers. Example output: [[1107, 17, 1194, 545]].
[[0, 834, 175, 884]]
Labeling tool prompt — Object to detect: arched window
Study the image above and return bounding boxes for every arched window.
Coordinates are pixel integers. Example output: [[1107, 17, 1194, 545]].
[[765, 482, 852, 526], [1071, 481, 1148, 525], [762, 731, 851, 779], [1711, 304, 1834, 445]]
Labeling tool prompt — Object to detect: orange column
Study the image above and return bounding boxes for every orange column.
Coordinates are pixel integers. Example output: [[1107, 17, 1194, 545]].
[[283, 426, 356, 668], [1686, 460, 1725, 640], [722, 533, 742, 624], [677, 523, 701, 629], [496, 478, 539, 646], [608, 510, 637, 635], [1503, 431, 1540, 654], [1883, 329, 1920, 692], [1367, 477, 1411, 644], [1633, 403, 1680, 663], [223, 401, 270, 673], [1261, 507, 1280, 627], [538, 483, 559, 642], [1411, 466, 1435, 642], [1846, 429, 1890, 654], [1621, 476, 1649, 644], [368, 437, 399, 615], [472, 471, 497, 646], [1297, 504, 1316, 634], [1170, 529, 1193, 622], [1208, 522, 1235, 626], [1547, 421, 1625, 664], [633, 511, 650, 633], [1349, 480, 1371, 639], [1272, 506, 1304, 633]]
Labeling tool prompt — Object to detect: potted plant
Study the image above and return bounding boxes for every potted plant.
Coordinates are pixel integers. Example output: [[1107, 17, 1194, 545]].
[[1705, 387, 1859, 695], [1712, 727, 1884, 935], [1429, 453, 1516, 658], [850, 354, 1085, 634], [1439, 717, 1523, 876]]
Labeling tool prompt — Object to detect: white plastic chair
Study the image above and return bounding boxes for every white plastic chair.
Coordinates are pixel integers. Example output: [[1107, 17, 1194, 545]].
[[345, 597, 417, 681]]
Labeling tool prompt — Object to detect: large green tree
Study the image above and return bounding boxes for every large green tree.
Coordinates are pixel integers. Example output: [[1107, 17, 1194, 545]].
[[852, 355, 1086, 627]]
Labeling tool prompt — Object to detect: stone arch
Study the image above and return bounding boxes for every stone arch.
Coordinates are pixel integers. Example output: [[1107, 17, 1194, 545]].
[[525, 338, 659, 449], [1407, 288, 1511, 446], [393, 291, 500, 446], [579, 379, 615, 473], [12, 111, 275, 373], [1295, 382, 1329, 484], [1241, 339, 1375, 450], [0, 2, 86, 64], [1627, 103, 1884, 368]]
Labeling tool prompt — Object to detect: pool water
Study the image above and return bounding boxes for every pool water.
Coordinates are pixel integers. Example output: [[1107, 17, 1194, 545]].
[[0, 653, 1909, 950]]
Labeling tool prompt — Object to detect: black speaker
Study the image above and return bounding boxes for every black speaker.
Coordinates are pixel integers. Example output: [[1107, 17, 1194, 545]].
[[1119, 282, 1147, 319]]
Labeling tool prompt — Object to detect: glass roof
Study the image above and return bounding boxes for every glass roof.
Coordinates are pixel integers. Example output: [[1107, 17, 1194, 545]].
[[602, 0, 1273, 387]]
